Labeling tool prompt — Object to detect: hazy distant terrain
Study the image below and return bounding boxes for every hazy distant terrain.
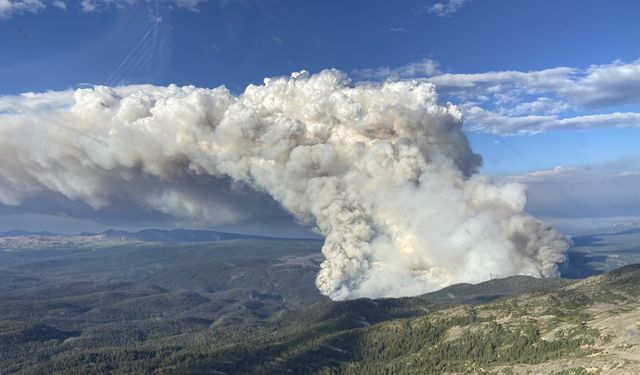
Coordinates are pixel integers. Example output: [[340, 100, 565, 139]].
[[1, 230, 640, 374], [565, 224, 640, 278], [0, 229, 294, 250]]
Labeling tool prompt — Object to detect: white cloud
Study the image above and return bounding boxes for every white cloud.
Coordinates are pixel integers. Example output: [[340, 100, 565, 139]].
[[512, 166, 574, 181], [509, 97, 570, 116], [0, 0, 46, 18], [612, 171, 640, 178], [462, 106, 640, 135], [437, 59, 640, 104], [173, 0, 204, 10], [564, 60, 640, 107], [357, 58, 640, 135], [354, 59, 441, 80], [427, 0, 468, 17], [427, 67, 574, 94], [0, 0, 204, 18], [427, 59, 640, 109]]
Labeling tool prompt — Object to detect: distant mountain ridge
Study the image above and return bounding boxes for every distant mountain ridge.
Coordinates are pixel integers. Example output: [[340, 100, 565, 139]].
[[608, 220, 640, 231], [0, 228, 312, 242], [0, 230, 61, 238], [84, 228, 286, 242], [0, 228, 321, 251], [573, 220, 640, 236]]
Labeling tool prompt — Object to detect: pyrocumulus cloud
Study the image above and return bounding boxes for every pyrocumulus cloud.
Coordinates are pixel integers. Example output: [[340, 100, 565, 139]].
[[0, 70, 569, 299]]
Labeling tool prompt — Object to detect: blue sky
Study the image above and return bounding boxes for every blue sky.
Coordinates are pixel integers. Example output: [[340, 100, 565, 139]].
[[4, 0, 640, 92], [1, 0, 639, 233]]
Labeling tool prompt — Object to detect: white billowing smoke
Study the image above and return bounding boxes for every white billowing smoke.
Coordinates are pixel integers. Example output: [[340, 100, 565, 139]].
[[0, 70, 569, 299]]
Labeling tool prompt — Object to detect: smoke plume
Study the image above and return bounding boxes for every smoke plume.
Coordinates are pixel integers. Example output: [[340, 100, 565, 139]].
[[0, 70, 569, 299]]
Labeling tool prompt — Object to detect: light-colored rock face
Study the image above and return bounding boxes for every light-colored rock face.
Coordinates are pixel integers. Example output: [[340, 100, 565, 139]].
[[487, 310, 640, 374], [441, 285, 640, 374]]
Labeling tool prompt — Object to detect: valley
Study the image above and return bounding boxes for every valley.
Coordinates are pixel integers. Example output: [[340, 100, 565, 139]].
[[1, 230, 640, 374]]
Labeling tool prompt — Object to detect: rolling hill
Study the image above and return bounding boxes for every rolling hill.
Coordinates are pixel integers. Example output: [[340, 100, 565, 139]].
[[1, 235, 640, 374]]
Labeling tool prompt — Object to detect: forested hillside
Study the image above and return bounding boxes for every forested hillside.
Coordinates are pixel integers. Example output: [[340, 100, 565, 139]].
[[1, 241, 640, 374]]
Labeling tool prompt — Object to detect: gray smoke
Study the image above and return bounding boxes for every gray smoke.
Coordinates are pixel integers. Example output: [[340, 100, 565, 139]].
[[0, 70, 569, 299]]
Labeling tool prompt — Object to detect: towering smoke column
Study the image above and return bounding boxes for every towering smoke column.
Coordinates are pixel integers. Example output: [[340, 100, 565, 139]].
[[0, 70, 568, 299]]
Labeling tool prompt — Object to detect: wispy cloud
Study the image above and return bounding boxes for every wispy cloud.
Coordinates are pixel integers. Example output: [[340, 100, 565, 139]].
[[270, 34, 284, 46], [0, 0, 46, 19], [0, 0, 202, 19], [512, 166, 574, 182], [612, 171, 640, 178], [426, 0, 468, 17], [210, 42, 223, 54], [432, 59, 640, 134], [428, 59, 640, 109], [354, 58, 441, 80], [462, 107, 640, 135], [356, 58, 640, 135]]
